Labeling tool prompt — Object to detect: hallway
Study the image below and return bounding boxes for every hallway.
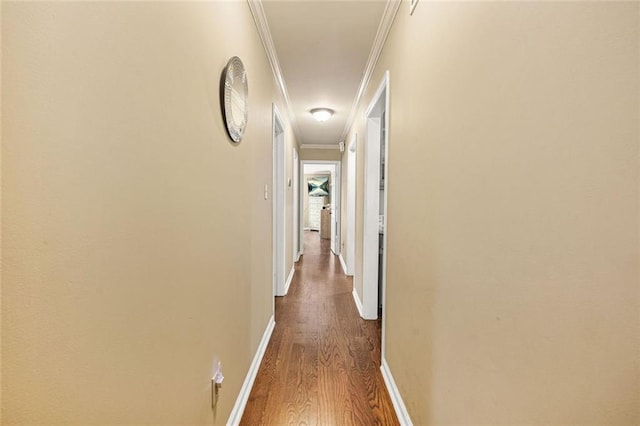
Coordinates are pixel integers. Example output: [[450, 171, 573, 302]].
[[240, 232, 399, 425]]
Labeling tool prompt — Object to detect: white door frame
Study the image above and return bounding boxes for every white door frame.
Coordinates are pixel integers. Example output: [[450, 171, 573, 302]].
[[299, 160, 341, 257], [329, 165, 341, 256], [362, 72, 389, 327], [346, 134, 357, 276], [273, 104, 286, 297], [334, 164, 341, 256], [293, 148, 300, 262]]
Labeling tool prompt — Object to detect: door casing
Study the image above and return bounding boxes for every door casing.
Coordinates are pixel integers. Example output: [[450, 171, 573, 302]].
[[346, 135, 357, 276], [362, 72, 390, 360], [273, 104, 286, 297]]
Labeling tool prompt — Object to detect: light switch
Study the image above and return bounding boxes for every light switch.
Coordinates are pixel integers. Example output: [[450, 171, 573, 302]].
[[214, 361, 224, 386], [212, 361, 224, 408], [264, 184, 269, 200]]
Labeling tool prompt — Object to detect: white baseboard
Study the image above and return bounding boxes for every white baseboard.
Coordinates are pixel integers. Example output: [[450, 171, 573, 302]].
[[380, 359, 413, 426], [227, 315, 276, 426], [338, 253, 348, 275], [295, 251, 302, 262], [352, 288, 364, 318], [283, 266, 295, 295]]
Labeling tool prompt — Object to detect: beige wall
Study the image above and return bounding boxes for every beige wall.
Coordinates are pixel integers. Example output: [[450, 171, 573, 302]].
[[299, 148, 341, 161], [345, 1, 639, 424], [1, 2, 296, 424]]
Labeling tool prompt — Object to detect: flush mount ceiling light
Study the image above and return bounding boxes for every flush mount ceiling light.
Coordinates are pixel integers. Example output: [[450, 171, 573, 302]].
[[310, 108, 334, 122]]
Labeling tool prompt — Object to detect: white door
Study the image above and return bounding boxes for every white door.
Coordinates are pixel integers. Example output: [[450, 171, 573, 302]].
[[330, 174, 336, 253], [273, 105, 286, 297], [362, 72, 388, 321], [293, 149, 299, 261], [331, 165, 341, 255], [346, 136, 357, 275]]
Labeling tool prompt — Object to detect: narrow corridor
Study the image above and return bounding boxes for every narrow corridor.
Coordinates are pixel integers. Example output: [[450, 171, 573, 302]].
[[240, 231, 399, 425]]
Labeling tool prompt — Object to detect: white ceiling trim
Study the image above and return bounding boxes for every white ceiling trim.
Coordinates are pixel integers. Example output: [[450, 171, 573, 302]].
[[339, 0, 401, 143], [300, 144, 340, 150], [247, 0, 303, 145]]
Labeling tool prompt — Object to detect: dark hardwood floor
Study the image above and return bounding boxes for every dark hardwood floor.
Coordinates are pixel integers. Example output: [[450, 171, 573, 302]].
[[240, 231, 399, 426]]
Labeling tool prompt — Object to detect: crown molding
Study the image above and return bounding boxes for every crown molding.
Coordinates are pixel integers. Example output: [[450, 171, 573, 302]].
[[300, 144, 340, 150], [339, 0, 401, 142], [247, 0, 303, 145]]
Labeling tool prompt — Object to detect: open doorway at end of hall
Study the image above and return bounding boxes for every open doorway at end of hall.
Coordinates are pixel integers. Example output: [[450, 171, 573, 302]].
[[299, 161, 341, 258]]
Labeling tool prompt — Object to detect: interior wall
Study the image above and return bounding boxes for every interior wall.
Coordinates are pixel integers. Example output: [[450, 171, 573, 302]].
[[345, 2, 639, 424], [299, 148, 341, 161], [1, 2, 295, 424]]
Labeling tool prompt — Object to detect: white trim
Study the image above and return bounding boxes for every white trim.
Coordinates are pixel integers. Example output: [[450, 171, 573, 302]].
[[282, 266, 295, 296], [295, 251, 302, 262], [380, 72, 391, 359], [299, 172, 305, 257], [247, 0, 302, 145], [300, 144, 340, 150], [339, 253, 348, 276], [409, 0, 419, 15], [380, 359, 413, 426], [352, 288, 364, 318], [339, 0, 401, 143], [227, 316, 276, 426], [331, 163, 342, 256]]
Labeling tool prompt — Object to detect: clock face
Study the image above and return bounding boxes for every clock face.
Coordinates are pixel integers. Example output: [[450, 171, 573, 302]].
[[222, 56, 248, 143]]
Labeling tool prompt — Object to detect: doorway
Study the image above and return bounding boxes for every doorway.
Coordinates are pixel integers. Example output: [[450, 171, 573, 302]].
[[362, 72, 389, 333], [273, 104, 286, 297], [293, 148, 300, 262], [345, 134, 357, 276], [299, 161, 341, 257]]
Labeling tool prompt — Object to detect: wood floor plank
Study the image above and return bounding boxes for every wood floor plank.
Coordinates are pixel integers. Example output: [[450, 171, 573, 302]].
[[240, 231, 399, 426]]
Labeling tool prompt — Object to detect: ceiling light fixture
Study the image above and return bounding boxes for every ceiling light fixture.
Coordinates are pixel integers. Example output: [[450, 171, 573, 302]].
[[310, 108, 334, 122]]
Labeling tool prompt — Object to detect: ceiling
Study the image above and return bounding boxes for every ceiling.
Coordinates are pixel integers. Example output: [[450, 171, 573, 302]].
[[257, 0, 392, 148]]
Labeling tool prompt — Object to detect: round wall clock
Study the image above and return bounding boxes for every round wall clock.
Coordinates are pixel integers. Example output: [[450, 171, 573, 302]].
[[222, 56, 249, 143]]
